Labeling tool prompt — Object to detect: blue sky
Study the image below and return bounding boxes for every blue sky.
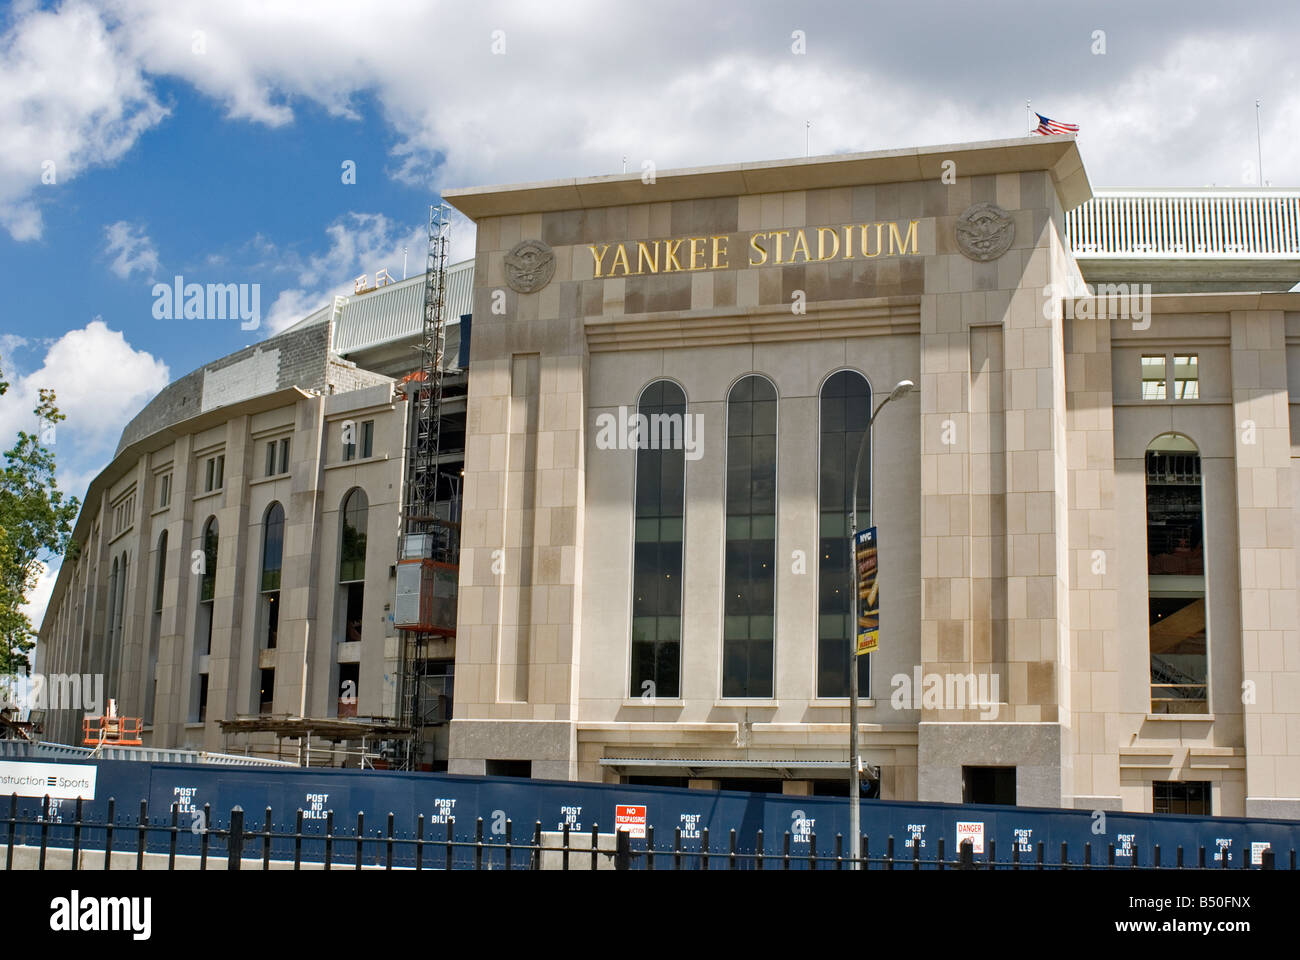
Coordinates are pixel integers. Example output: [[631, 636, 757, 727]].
[[2, 0, 1298, 628]]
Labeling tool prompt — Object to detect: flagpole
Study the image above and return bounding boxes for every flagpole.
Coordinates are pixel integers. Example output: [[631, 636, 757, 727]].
[[1255, 98, 1264, 186], [1026, 99, 1032, 135]]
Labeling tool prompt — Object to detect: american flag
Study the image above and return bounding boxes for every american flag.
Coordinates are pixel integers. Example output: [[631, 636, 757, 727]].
[[1034, 112, 1079, 135]]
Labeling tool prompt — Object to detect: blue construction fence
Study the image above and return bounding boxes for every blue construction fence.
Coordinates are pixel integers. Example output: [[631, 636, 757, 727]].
[[4, 755, 1298, 869]]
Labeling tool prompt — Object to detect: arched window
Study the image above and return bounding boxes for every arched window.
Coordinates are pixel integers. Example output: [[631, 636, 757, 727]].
[[146, 531, 166, 723], [629, 380, 686, 699], [339, 489, 368, 647], [193, 517, 218, 722], [722, 375, 777, 698], [817, 370, 872, 697], [104, 556, 119, 679], [1146, 433, 1207, 713], [200, 517, 219, 603], [261, 503, 285, 650], [340, 489, 368, 582]]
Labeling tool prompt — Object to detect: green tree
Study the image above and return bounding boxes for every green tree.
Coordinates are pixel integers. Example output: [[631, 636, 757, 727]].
[[0, 357, 80, 673]]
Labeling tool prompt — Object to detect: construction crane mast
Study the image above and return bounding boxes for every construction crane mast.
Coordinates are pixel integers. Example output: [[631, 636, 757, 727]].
[[393, 203, 458, 770]]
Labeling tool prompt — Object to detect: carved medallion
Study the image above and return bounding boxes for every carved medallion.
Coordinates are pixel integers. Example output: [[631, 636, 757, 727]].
[[504, 239, 556, 293], [955, 202, 1015, 262]]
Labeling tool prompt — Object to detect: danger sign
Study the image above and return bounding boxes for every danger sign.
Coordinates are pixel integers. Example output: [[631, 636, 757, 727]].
[[615, 804, 646, 838], [956, 820, 985, 854]]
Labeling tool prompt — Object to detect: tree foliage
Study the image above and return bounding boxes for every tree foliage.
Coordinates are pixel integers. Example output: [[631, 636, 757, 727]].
[[0, 356, 80, 673]]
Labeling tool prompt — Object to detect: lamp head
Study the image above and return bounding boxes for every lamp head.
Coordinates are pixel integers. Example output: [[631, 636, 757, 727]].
[[889, 379, 915, 402]]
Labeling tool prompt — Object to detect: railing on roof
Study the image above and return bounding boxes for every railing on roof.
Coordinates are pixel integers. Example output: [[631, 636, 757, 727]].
[[1067, 189, 1300, 259]]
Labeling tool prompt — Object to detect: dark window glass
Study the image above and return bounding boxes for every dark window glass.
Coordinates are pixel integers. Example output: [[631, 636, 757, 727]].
[[344, 582, 364, 643], [817, 371, 871, 697], [361, 421, 374, 459], [258, 668, 275, 715], [340, 488, 368, 581], [722, 376, 777, 698], [264, 592, 279, 650], [963, 766, 1016, 805], [265, 441, 276, 477], [261, 502, 284, 591], [278, 437, 290, 474], [338, 662, 359, 717], [153, 531, 167, 613], [1153, 780, 1211, 815], [200, 517, 218, 602], [629, 380, 686, 699], [1146, 435, 1208, 714], [197, 673, 209, 722]]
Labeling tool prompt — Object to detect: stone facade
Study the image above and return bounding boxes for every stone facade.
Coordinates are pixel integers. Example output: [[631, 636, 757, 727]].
[[443, 136, 1300, 816]]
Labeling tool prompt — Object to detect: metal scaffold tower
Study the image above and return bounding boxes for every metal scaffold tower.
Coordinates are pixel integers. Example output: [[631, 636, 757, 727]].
[[394, 203, 458, 770]]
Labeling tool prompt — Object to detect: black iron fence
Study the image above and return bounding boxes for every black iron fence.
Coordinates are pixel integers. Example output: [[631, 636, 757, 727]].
[[4, 793, 1292, 871]]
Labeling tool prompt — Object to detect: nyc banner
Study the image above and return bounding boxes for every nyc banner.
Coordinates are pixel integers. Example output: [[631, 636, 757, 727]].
[[855, 526, 879, 656]]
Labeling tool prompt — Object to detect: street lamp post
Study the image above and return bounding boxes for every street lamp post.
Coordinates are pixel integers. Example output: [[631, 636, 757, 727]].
[[848, 378, 914, 869]]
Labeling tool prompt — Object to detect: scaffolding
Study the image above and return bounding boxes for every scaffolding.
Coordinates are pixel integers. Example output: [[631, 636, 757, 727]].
[[394, 204, 458, 770]]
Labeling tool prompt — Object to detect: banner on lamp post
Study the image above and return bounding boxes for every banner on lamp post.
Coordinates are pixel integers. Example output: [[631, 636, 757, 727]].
[[854, 526, 879, 656]]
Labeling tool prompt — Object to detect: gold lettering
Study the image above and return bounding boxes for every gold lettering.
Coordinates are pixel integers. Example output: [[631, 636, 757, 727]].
[[860, 223, 883, 258], [889, 220, 919, 255], [816, 227, 840, 261], [749, 232, 768, 266], [636, 241, 659, 275], [589, 244, 611, 278], [789, 229, 811, 263], [663, 238, 685, 272], [769, 230, 791, 264], [689, 236, 706, 270], [843, 225, 854, 259], [711, 235, 729, 269], [610, 243, 631, 277]]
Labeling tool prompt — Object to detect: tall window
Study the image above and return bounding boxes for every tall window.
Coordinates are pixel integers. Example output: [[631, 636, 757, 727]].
[[1141, 356, 1167, 400], [203, 454, 225, 492], [1146, 433, 1207, 713], [817, 371, 872, 697], [146, 531, 166, 723], [261, 502, 284, 649], [629, 380, 686, 699], [190, 517, 218, 724], [722, 376, 777, 698], [339, 489, 368, 643]]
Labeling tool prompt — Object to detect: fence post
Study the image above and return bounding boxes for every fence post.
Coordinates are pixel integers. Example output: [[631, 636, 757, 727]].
[[1061, 841, 1069, 870], [1197, 845, 1205, 868], [228, 806, 244, 871], [959, 838, 973, 870], [1262, 848, 1274, 871], [198, 802, 209, 871], [297, 810, 306, 870], [105, 797, 116, 870], [137, 799, 148, 871], [169, 803, 178, 870], [701, 827, 710, 872], [324, 810, 334, 870], [386, 813, 394, 870], [475, 817, 484, 871], [38, 795, 49, 870], [987, 838, 995, 871], [1153, 844, 1160, 869], [563, 821, 571, 871], [72, 797, 83, 871], [862, 835, 869, 872], [355, 812, 364, 871], [1108, 842, 1115, 867], [783, 831, 791, 870], [1013, 841, 1020, 870], [590, 823, 599, 872], [1036, 840, 1044, 870], [937, 837, 945, 871], [263, 807, 273, 870], [912, 836, 920, 870], [809, 831, 817, 871], [415, 814, 425, 872], [1176, 845, 1183, 869], [886, 834, 894, 871], [1083, 842, 1090, 869], [5, 794, 15, 871], [674, 826, 681, 871], [504, 818, 513, 872], [446, 817, 454, 871], [757, 829, 765, 871], [531, 821, 542, 871], [615, 829, 630, 871], [647, 825, 655, 871], [835, 833, 843, 871], [730, 829, 737, 870]]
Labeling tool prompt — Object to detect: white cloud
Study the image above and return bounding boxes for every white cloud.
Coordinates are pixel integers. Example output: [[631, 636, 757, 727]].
[[0, 0, 168, 240], [4, 2, 1300, 246], [0, 319, 169, 459], [261, 211, 450, 334], [104, 219, 160, 279]]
